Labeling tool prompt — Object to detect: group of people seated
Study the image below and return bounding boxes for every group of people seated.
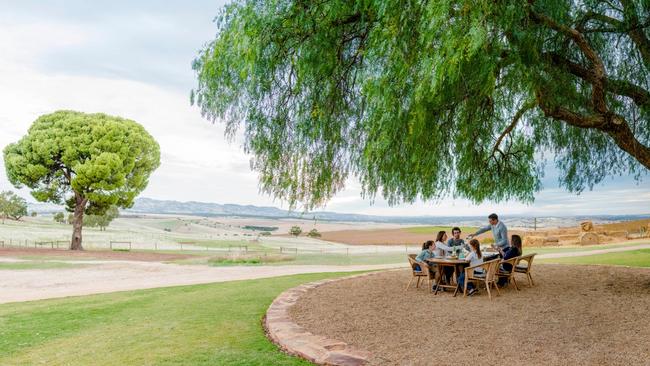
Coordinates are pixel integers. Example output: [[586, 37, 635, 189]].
[[414, 213, 523, 296]]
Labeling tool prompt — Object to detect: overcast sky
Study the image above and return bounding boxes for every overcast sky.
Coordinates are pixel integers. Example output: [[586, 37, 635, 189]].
[[0, 0, 648, 217]]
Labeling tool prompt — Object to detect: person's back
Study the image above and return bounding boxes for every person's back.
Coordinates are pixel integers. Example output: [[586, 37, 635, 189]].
[[466, 251, 484, 273], [416, 247, 435, 262]]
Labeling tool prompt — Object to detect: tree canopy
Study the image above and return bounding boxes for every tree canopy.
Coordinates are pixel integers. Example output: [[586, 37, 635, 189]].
[[0, 191, 28, 222], [4, 111, 160, 249], [192, 0, 649, 209]]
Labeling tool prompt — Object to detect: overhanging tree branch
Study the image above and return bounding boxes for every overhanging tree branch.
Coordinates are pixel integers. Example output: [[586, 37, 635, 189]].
[[545, 52, 650, 108], [491, 99, 537, 156], [530, 10, 608, 114]]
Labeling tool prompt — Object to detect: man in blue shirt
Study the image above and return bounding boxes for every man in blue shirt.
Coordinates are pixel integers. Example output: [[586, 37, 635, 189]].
[[468, 213, 509, 250]]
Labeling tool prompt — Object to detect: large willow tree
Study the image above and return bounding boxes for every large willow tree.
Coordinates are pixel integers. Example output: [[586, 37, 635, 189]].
[[192, 0, 649, 208]]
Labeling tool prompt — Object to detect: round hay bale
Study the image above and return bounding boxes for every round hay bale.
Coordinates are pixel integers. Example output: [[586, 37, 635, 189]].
[[580, 221, 594, 232], [580, 232, 599, 245]]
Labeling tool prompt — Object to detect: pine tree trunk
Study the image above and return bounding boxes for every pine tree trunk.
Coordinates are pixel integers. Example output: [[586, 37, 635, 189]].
[[70, 193, 88, 250]]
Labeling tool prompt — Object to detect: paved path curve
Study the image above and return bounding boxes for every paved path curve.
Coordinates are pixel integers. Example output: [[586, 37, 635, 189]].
[[1, 241, 648, 304], [0, 261, 404, 304]]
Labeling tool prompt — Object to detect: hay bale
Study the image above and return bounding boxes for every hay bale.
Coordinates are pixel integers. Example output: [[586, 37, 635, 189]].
[[580, 232, 599, 245], [580, 221, 594, 232], [524, 236, 559, 247], [524, 236, 545, 247]]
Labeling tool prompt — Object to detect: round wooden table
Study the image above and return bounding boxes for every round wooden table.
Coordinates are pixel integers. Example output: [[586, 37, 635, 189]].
[[425, 257, 470, 294]]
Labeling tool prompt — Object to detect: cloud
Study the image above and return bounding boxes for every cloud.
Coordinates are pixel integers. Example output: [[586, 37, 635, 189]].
[[0, 1, 648, 217]]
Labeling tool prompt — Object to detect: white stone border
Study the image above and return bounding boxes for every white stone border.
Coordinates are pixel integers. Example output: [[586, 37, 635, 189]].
[[264, 271, 392, 365]]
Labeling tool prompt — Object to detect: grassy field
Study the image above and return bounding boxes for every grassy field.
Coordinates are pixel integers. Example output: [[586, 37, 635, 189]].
[[404, 226, 477, 234], [0, 261, 89, 270], [0, 272, 353, 366], [540, 249, 650, 267]]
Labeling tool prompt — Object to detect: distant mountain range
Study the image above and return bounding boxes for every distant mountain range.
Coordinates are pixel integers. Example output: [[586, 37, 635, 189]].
[[29, 197, 650, 228], [124, 198, 650, 228]]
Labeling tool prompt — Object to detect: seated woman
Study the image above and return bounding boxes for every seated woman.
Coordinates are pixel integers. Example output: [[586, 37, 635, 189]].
[[434, 231, 453, 257], [415, 240, 439, 289], [416, 240, 436, 264], [434, 231, 455, 287], [457, 239, 483, 296], [496, 234, 523, 287]]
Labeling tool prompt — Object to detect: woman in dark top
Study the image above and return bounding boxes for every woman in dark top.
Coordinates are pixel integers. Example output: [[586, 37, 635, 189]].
[[497, 234, 522, 287]]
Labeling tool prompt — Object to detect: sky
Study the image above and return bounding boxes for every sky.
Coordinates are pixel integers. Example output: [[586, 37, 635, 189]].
[[0, 0, 648, 217]]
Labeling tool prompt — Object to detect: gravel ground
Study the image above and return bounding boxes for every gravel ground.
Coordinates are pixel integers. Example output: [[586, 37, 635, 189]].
[[290, 265, 650, 365]]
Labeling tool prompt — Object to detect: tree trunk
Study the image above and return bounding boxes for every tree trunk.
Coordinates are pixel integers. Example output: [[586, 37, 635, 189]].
[[70, 193, 88, 250]]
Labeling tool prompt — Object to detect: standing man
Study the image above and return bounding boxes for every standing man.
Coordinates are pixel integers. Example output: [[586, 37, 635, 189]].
[[467, 213, 509, 252]]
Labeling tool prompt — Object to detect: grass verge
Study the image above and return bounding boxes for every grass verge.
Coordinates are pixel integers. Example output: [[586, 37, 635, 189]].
[[0, 272, 350, 365], [539, 249, 650, 268], [0, 261, 88, 270], [403, 226, 477, 234]]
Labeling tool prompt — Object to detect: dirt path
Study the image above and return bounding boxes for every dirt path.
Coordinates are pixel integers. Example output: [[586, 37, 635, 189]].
[[1, 242, 647, 305], [0, 262, 404, 304]]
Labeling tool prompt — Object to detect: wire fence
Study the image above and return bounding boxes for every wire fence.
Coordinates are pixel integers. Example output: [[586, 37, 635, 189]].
[[0, 237, 424, 256]]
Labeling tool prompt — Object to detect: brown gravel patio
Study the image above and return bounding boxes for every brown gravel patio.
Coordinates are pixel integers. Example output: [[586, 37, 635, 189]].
[[290, 264, 650, 365]]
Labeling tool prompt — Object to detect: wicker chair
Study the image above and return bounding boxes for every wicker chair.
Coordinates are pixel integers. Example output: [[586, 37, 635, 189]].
[[456, 259, 501, 300], [495, 256, 520, 290], [406, 256, 433, 291], [514, 253, 536, 287]]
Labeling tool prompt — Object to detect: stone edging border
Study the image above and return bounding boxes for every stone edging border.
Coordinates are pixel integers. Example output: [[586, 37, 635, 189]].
[[264, 270, 396, 365]]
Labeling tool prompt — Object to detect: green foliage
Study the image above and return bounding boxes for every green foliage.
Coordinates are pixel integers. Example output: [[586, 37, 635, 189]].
[[306, 228, 321, 238], [193, 0, 650, 209], [0, 191, 28, 221], [84, 206, 119, 231], [30, 211, 37, 217], [289, 225, 302, 237], [53, 212, 65, 223], [4, 111, 160, 213], [3, 111, 160, 248]]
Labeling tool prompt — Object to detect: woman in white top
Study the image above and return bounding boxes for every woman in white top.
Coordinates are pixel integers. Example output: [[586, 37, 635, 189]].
[[434, 231, 455, 287], [458, 239, 483, 296], [434, 231, 453, 257]]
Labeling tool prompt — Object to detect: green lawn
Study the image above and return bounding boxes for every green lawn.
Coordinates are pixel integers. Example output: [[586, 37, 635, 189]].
[[0, 261, 88, 270], [404, 226, 477, 234], [524, 241, 650, 256], [0, 272, 349, 365], [540, 249, 650, 268]]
